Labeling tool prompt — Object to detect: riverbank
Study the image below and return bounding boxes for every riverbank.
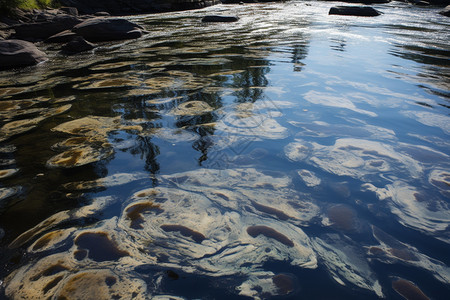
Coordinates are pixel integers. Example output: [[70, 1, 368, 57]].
[[0, 0, 449, 70]]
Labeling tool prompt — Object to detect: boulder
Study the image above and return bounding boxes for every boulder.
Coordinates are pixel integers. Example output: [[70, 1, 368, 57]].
[[45, 30, 79, 43], [439, 5, 450, 17], [201, 15, 240, 22], [61, 36, 95, 54], [12, 15, 82, 41], [72, 18, 144, 42], [329, 6, 382, 17], [0, 39, 47, 70]]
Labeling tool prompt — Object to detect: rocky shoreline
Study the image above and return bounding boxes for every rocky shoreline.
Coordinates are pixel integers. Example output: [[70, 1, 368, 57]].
[[0, 0, 449, 70]]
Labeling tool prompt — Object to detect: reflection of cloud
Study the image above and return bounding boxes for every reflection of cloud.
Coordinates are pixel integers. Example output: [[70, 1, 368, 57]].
[[303, 91, 377, 117], [402, 110, 450, 135]]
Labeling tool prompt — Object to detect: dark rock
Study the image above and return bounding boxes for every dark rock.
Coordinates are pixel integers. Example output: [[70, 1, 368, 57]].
[[329, 6, 382, 17], [201, 15, 240, 22], [45, 30, 79, 43], [320, 0, 390, 3], [0, 39, 47, 70], [12, 15, 82, 41], [59, 7, 79, 16], [439, 5, 450, 17], [72, 18, 143, 42], [61, 36, 95, 54]]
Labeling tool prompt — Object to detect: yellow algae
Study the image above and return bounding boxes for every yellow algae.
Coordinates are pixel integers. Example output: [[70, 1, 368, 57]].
[[63, 172, 147, 190], [30, 229, 75, 252], [126, 201, 163, 229], [0, 186, 20, 201], [0, 104, 71, 142], [52, 116, 121, 137], [171, 101, 214, 116], [4, 256, 72, 299], [89, 61, 136, 71], [208, 70, 246, 77], [0, 168, 18, 179], [9, 210, 70, 249], [74, 78, 141, 90], [0, 116, 46, 142], [0, 86, 28, 97], [56, 270, 146, 300], [47, 146, 113, 168]]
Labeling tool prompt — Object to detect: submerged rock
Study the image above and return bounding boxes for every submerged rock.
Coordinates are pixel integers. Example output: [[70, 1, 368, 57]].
[[391, 277, 430, 300], [368, 226, 450, 285], [72, 18, 144, 42], [0, 39, 47, 70], [329, 6, 382, 17], [201, 15, 239, 22], [61, 36, 95, 54]]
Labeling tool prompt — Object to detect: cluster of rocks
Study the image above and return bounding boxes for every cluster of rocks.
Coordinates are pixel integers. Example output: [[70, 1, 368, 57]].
[[0, 7, 150, 69]]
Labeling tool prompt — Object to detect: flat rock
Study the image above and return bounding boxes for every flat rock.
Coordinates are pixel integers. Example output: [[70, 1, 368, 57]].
[[72, 18, 143, 42], [0, 39, 47, 70], [201, 15, 240, 22], [329, 6, 382, 17]]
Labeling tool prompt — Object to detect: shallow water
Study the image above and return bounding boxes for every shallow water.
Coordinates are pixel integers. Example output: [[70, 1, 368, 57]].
[[0, 1, 449, 299]]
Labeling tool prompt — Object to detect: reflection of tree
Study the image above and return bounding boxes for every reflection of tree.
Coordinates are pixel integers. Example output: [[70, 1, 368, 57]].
[[291, 43, 309, 72], [330, 38, 347, 53]]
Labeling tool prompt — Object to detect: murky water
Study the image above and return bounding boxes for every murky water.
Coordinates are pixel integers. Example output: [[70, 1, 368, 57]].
[[0, 1, 449, 299]]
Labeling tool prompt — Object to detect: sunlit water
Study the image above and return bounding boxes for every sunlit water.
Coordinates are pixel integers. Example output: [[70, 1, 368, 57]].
[[0, 1, 449, 299]]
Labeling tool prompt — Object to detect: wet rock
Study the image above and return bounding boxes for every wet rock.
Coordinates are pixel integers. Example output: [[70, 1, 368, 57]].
[[61, 36, 95, 54], [439, 5, 450, 17], [72, 18, 144, 42], [329, 6, 382, 17], [45, 30, 78, 43], [12, 15, 82, 41], [0, 39, 47, 70], [201, 15, 239, 22]]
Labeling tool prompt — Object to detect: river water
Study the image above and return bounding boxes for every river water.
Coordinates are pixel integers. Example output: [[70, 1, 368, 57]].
[[0, 1, 449, 299]]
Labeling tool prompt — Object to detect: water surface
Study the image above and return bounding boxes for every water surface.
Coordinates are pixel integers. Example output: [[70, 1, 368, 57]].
[[0, 1, 449, 299]]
